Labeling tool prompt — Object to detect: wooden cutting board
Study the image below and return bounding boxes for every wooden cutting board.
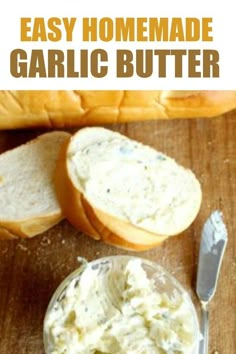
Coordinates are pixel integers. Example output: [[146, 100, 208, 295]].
[[0, 112, 235, 354]]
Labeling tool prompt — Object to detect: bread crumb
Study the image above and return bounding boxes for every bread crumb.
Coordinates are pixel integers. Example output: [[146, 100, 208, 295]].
[[17, 244, 28, 251], [61, 239, 65, 244], [0, 175, 4, 183], [213, 351, 219, 354], [41, 237, 51, 246], [223, 158, 229, 164]]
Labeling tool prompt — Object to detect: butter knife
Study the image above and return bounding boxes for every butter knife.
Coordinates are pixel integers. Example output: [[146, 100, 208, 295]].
[[196, 210, 228, 354]]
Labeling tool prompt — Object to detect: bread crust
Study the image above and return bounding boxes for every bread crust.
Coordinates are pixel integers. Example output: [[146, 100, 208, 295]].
[[0, 91, 235, 129], [81, 195, 167, 251], [55, 128, 201, 251], [0, 213, 63, 239], [0, 226, 18, 240]]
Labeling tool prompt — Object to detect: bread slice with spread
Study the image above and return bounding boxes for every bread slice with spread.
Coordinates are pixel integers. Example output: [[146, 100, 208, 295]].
[[55, 128, 202, 250]]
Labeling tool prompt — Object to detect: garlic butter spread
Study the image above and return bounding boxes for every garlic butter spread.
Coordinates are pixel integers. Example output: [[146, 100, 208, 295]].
[[45, 259, 196, 354], [68, 129, 201, 236]]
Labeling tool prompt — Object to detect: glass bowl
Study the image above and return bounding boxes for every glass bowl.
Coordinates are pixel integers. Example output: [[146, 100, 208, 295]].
[[44, 255, 200, 354]]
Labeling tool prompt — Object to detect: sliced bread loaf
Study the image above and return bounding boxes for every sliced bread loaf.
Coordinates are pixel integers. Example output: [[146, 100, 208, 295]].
[[55, 128, 202, 251], [0, 131, 70, 239]]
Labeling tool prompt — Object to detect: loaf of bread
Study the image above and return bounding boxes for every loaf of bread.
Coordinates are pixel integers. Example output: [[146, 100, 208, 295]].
[[0, 131, 70, 239], [55, 127, 202, 251], [0, 90, 236, 129]]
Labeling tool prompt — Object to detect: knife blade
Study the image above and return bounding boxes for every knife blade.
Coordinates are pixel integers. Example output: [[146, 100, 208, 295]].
[[196, 210, 228, 302], [196, 210, 228, 354]]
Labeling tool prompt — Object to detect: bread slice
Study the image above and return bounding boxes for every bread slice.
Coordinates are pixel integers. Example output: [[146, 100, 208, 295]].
[[55, 128, 202, 251], [0, 131, 70, 239]]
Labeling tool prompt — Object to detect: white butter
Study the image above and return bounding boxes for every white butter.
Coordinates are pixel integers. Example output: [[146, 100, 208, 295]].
[[45, 259, 197, 354]]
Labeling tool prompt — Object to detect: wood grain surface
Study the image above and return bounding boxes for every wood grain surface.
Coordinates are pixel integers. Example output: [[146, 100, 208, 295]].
[[0, 112, 235, 354]]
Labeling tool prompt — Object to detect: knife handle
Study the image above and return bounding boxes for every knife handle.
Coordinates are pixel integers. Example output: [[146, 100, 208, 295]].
[[199, 302, 209, 354]]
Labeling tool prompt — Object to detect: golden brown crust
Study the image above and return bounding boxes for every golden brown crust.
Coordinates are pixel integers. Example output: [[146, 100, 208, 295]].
[[0, 226, 18, 240], [81, 196, 167, 251], [0, 90, 236, 129], [162, 91, 236, 118], [0, 213, 63, 239]]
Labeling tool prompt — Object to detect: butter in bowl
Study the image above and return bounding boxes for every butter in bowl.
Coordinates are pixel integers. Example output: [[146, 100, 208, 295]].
[[44, 256, 200, 354]]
